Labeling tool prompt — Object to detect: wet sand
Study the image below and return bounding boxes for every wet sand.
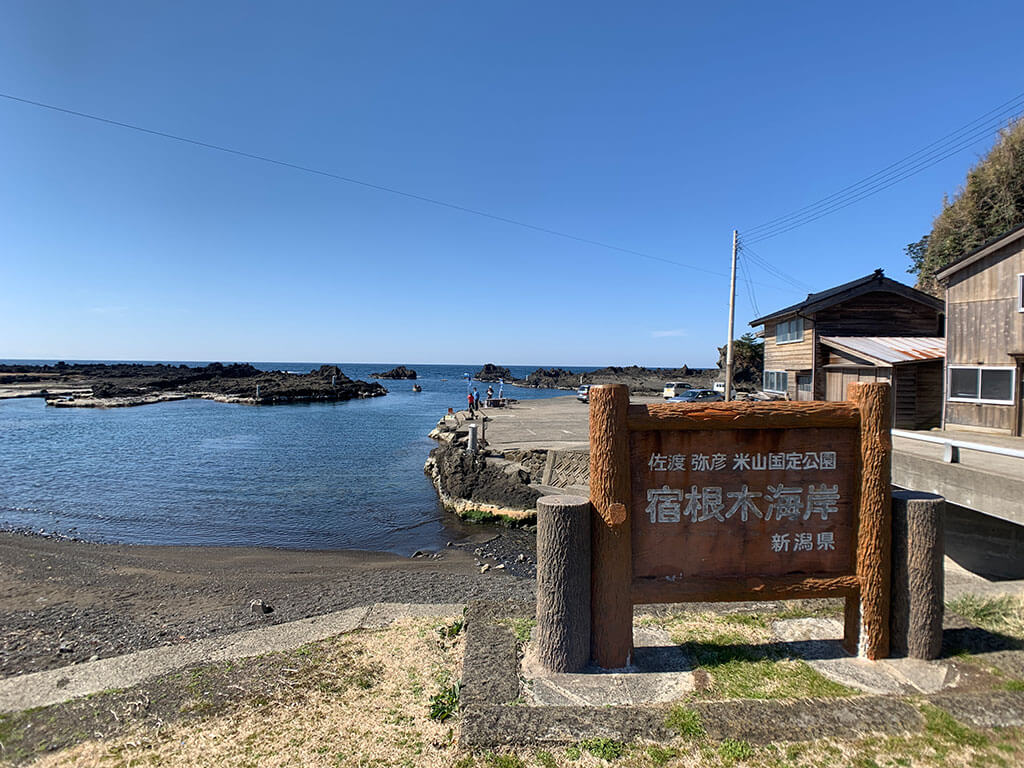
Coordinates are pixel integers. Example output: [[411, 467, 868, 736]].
[[0, 530, 535, 678]]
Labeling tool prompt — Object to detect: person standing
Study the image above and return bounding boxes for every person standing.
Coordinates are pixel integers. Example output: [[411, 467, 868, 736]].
[[473, 387, 481, 410], [467, 390, 475, 416]]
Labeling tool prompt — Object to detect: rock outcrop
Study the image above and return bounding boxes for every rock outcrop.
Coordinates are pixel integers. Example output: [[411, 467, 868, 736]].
[[513, 365, 715, 394], [371, 366, 417, 380], [474, 363, 513, 382], [424, 443, 541, 520], [0, 362, 387, 408]]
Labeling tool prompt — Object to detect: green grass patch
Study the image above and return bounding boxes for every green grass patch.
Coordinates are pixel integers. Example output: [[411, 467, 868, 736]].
[[696, 655, 856, 700], [483, 752, 526, 768], [578, 737, 626, 760], [771, 598, 844, 620], [438, 618, 465, 639], [428, 683, 460, 722], [717, 738, 754, 764], [665, 705, 706, 739], [498, 617, 537, 644], [948, 594, 1024, 640], [535, 750, 558, 768], [1004, 679, 1024, 692], [458, 509, 534, 527], [645, 745, 680, 765], [919, 703, 988, 749]]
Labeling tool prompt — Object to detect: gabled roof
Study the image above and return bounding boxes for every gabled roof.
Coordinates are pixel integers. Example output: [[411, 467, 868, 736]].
[[933, 221, 1024, 281], [820, 336, 945, 367], [749, 269, 944, 327]]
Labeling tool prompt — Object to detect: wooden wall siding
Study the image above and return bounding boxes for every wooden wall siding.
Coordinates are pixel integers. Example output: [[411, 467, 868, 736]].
[[943, 240, 1023, 433], [763, 319, 815, 400], [945, 244, 1024, 366], [813, 292, 944, 338], [825, 368, 890, 402], [912, 361, 943, 430], [945, 401, 1013, 431]]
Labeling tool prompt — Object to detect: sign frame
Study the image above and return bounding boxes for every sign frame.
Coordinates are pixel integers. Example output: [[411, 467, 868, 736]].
[[588, 383, 892, 669]]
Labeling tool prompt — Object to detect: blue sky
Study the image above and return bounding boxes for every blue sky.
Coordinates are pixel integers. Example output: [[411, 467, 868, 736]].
[[2, 1, 1023, 367]]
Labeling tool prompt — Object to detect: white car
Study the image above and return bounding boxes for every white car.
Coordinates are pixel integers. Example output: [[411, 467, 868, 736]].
[[662, 381, 692, 399]]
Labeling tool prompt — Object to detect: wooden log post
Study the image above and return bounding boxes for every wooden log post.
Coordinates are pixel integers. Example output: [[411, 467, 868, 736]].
[[536, 495, 592, 673], [890, 490, 944, 659], [589, 384, 633, 669], [848, 381, 892, 660]]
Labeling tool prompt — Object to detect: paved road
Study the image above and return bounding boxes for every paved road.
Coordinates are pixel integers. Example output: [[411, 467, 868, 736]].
[[483, 394, 660, 452]]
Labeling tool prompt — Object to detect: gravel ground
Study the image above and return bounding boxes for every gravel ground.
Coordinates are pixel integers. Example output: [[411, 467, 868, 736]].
[[0, 529, 536, 678]]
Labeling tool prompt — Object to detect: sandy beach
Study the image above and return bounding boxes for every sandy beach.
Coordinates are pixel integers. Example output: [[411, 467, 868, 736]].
[[0, 530, 535, 679]]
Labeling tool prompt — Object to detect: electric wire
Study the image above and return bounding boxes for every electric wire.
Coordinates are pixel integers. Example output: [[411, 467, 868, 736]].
[[744, 91, 1024, 236], [738, 242, 814, 294], [737, 250, 760, 318], [742, 92, 1024, 244], [743, 116, 1023, 244], [1, 90, 789, 288]]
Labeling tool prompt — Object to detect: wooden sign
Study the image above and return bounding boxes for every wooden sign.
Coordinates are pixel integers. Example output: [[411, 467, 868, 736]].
[[589, 384, 892, 669]]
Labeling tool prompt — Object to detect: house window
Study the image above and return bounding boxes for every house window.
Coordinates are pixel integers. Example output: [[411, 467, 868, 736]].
[[1018, 273, 1023, 312], [764, 370, 788, 393], [948, 366, 1015, 405], [775, 317, 803, 344]]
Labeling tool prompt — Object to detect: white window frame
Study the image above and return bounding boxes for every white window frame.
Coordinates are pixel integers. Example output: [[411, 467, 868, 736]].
[[775, 316, 803, 345], [763, 370, 788, 394], [947, 365, 1016, 405], [1017, 273, 1023, 312]]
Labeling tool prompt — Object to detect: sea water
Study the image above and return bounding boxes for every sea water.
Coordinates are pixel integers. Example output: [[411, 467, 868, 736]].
[[0, 362, 578, 554]]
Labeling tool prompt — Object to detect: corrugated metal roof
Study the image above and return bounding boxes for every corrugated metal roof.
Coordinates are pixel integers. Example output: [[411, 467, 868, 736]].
[[820, 336, 945, 366]]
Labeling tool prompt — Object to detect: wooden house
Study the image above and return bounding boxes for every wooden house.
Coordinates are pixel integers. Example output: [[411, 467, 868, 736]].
[[749, 269, 946, 428], [935, 223, 1024, 435]]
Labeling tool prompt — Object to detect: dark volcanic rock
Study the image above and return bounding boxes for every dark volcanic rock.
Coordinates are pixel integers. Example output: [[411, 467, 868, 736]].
[[474, 363, 513, 382], [371, 365, 417, 380], [2, 362, 386, 406], [427, 444, 541, 511], [515, 364, 713, 394], [519, 367, 583, 389]]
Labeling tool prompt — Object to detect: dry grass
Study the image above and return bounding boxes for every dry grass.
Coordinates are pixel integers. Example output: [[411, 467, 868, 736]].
[[451, 723, 1023, 768], [22, 617, 464, 768], [11, 608, 1024, 768], [948, 594, 1024, 640]]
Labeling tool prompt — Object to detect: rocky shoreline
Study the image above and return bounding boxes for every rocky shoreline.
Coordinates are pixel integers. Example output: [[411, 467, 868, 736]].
[[472, 362, 723, 394], [0, 362, 386, 408]]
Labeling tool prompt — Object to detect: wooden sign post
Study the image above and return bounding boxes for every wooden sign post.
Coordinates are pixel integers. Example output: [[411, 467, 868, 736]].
[[588, 382, 891, 669]]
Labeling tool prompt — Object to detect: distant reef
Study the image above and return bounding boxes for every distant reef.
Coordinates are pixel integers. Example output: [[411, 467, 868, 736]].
[[0, 362, 386, 408], [371, 365, 417, 380], [474, 363, 513, 382], [514, 365, 718, 394]]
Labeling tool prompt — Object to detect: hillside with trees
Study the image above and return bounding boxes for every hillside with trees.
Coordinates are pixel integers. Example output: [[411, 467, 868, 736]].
[[906, 118, 1024, 295]]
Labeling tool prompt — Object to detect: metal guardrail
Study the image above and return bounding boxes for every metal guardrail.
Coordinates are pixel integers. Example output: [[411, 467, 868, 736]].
[[891, 428, 1024, 463]]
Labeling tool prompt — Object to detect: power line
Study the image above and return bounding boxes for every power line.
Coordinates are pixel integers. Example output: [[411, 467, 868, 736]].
[[738, 242, 814, 293], [2, 90, 764, 285], [744, 116, 1023, 244], [736, 249, 760, 318], [742, 91, 1024, 244], [744, 90, 1024, 236]]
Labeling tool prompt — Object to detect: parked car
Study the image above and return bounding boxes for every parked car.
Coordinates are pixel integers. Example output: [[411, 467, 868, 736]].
[[662, 381, 693, 399], [712, 381, 736, 397], [576, 384, 592, 402], [667, 388, 723, 403]]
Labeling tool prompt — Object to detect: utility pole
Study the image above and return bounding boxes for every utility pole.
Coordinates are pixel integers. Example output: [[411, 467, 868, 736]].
[[724, 230, 738, 402]]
